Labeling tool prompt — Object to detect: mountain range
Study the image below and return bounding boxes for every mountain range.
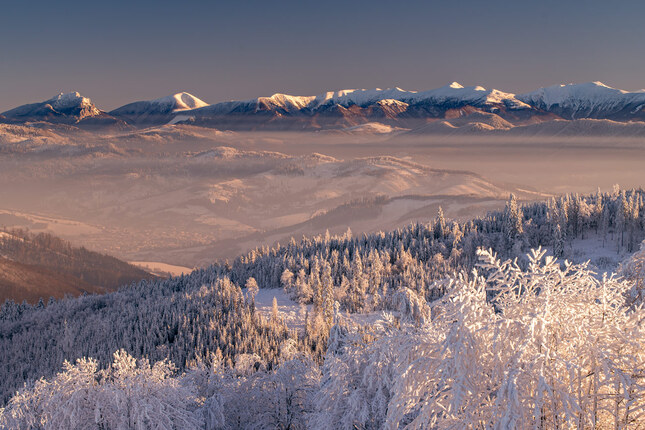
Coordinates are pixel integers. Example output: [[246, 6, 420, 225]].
[[2, 81, 645, 132]]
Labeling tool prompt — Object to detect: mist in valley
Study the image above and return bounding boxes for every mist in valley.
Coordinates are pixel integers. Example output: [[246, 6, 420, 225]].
[[1, 128, 643, 268]]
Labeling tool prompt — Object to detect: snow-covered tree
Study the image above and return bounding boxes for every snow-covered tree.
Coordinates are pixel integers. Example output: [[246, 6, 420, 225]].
[[0, 350, 202, 430], [384, 249, 645, 428], [620, 239, 645, 306], [503, 193, 524, 246], [245, 276, 259, 304]]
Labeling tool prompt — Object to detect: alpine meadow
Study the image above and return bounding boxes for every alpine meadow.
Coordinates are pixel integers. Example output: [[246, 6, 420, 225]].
[[2, 1, 645, 429]]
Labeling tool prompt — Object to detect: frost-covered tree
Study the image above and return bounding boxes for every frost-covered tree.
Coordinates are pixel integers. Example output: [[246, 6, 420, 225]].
[[384, 249, 645, 428], [311, 314, 402, 430], [620, 239, 645, 307], [503, 193, 524, 246], [188, 349, 319, 429], [553, 223, 565, 257], [434, 206, 446, 239], [271, 296, 279, 323], [280, 268, 295, 297], [321, 261, 335, 326], [0, 350, 202, 430], [246, 276, 259, 304]]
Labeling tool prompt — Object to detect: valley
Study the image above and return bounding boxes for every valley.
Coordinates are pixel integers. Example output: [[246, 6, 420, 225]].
[[1, 122, 644, 268]]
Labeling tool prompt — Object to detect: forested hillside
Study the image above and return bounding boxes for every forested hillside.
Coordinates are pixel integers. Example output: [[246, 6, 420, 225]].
[[1, 187, 644, 428], [0, 229, 155, 303]]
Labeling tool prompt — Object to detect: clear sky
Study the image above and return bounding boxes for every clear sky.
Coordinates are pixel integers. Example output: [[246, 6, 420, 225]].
[[1, 0, 644, 111]]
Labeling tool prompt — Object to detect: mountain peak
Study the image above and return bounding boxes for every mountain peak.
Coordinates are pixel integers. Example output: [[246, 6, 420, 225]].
[[449, 82, 464, 89], [46, 91, 96, 111], [516, 81, 645, 119], [0, 91, 102, 122], [151, 92, 209, 111], [48, 91, 82, 100]]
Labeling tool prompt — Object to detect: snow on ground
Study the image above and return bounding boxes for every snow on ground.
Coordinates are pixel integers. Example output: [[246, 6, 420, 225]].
[[565, 232, 633, 273], [129, 261, 194, 277], [253, 288, 310, 332], [530, 231, 636, 275], [253, 287, 396, 333]]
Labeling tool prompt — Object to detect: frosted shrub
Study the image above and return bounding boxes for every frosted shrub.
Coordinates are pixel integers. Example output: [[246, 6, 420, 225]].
[[315, 248, 645, 429], [620, 239, 645, 306], [387, 248, 645, 429], [0, 350, 202, 430]]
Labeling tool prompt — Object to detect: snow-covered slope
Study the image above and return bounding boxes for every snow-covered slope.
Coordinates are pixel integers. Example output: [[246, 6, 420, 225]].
[[5, 82, 645, 131], [151, 92, 209, 111], [109, 92, 209, 125], [2, 92, 101, 122], [167, 81, 645, 128], [190, 82, 526, 114], [181, 82, 534, 130], [0, 92, 128, 130], [518, 82, 645, 120], [246, 83, 527, 110]]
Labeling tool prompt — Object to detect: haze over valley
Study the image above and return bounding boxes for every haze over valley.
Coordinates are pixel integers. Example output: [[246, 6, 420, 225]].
[[2, 84, 645, 267]]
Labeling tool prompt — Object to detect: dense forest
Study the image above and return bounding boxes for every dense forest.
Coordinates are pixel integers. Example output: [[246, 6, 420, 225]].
[[0, 229, 155, 303], [1, 187, 644, 428]]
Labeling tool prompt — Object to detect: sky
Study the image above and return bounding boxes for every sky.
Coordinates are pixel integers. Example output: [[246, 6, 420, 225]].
[[1, 0, 645, 111]]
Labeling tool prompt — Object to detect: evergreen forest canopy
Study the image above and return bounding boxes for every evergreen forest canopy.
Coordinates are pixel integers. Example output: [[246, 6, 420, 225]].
[[1, 187, 645, 429]]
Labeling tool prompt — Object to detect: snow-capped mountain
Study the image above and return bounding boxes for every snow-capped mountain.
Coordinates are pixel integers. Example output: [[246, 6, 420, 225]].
[[1, 92, 128, 130], [109, 92, 209, 126], [2, 92, 100, 122], [3, 82, 645, 132], [178, 82, 538, 130], [201, 83, 528, 114], [517, 82, 645, 120]]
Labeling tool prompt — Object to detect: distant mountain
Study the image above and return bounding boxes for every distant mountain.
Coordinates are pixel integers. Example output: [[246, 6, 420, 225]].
[[506, 118, 645, 137], [109, 92, 209, 126], [1, 92, 130, 131], [0, 229, 156, 303], [3, 82, 645, 132], [2, 92, 101, 121], [407, 116, 645, 137], [178, 82, 544, 130], [517, 82, 645, 121]]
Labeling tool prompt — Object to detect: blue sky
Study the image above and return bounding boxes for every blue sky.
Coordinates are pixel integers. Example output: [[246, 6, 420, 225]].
[[1, 0, 644, 110]]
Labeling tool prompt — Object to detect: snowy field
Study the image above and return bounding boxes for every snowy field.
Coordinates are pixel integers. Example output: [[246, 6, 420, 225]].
[[253, 288, 310, 331]]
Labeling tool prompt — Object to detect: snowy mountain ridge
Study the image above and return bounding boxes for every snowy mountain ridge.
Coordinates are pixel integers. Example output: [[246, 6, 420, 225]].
[[186, 81, 645, 115], [517, 81, 645, 119], [195, 82, 527, 114], [145, 81, 645, 127], [3, 81, 645, 129]]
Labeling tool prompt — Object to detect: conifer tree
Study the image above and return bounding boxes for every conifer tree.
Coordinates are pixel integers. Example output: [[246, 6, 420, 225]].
[[434, 207, 446, 239], [245, 277, 259, 305], [553, 224, 565, 258], [502, 193, 523, 247]]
